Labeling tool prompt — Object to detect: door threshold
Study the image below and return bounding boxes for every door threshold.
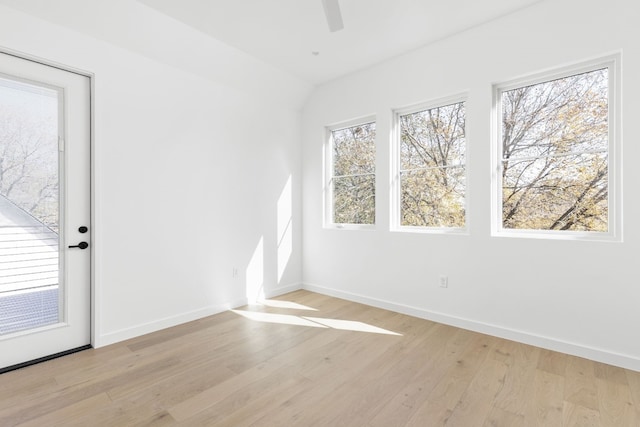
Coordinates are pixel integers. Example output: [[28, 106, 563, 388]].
[[0, 345, 92, 375]]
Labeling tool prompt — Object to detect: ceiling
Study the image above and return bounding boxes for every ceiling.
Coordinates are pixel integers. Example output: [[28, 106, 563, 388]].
[[138, 0, 543, 85]]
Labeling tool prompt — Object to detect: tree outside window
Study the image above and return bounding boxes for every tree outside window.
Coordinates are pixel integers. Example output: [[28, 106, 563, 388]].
[[499, 67, 610, 233], [398, 101, 466, 228], [329, 121, 376, 225]]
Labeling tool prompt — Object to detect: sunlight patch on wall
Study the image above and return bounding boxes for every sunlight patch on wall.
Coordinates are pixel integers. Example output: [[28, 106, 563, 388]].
[[277, 175, 293, 283], [245, 237, 264, 303]]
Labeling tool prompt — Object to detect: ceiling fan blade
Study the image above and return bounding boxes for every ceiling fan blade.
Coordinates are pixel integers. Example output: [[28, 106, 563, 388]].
[[321, 0, 344, 32]]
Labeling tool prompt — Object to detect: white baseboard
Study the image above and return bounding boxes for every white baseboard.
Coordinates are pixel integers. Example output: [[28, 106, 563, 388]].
[[95, 297, 248, 348], [263, 282, 303, 299], [303, 283, 640, 372], [95, 283, 304, 348]]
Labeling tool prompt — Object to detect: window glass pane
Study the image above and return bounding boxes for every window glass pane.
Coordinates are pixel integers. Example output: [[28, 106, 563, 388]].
[[0, 78, 59, 230], [500, 68, 609, 233], [333, 175, 375, 224], [0, 76, 60, 335], [400, 102, 465, 171], [503, 153, 608, 231], [401, 167, 465, 227], [332, 122, 376, 176], [502, 69, 608, 160], [399, 101, 466, 228]]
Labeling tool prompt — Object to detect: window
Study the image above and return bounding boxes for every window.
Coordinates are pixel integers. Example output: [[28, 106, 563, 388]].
[[395, 99, 467, 230], [495, 57, 620, 239], [326, 119, 376, 227]]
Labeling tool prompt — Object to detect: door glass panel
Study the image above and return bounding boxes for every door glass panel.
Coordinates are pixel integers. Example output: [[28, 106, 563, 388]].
[[0, 75, 60, 336]]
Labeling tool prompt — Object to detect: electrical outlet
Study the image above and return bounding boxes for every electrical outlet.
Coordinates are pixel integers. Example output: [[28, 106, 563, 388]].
[[439, 275, 448, 288]]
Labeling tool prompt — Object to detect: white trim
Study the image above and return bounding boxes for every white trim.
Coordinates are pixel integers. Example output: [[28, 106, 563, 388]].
[[0, 45, 93, 79], [505, 149, 607, 164], [492, 53, 622, 241], [323, 115, 377, 229], [325, 223, 377, 231], [263, 282, 304, 299], [302, 282, 640, 372], [332, 171, 376, 179], [96, 297, 248, 347], [392, 226, 469, 236], [495, 55, 618, 93], [97, 283, 305, 347], [326, 115, 377, 133], [391, 94, 469, 233], [96, 283, 304, 347], [392, 93, 468, 118]]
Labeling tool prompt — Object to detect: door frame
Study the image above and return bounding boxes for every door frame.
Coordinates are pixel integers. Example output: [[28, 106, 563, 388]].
[[0, 46, 97, 351]]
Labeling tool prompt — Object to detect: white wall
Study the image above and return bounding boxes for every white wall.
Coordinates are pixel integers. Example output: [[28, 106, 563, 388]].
[[0, 3, 307, 346], [3, 0, 638, 371], [302, 0, 640, 370]]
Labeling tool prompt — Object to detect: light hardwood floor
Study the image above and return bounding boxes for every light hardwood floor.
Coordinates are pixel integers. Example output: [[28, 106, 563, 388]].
[[1, 290, 639, 426]]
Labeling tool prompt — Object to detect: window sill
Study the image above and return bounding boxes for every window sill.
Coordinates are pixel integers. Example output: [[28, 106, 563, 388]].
[[392, 226, 469, 236], [324, 223, 377, 231], [493, 228, 621, 243]]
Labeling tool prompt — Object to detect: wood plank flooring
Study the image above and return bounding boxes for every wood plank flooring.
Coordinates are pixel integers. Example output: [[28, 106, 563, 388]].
[[1, 290, 639, 426]]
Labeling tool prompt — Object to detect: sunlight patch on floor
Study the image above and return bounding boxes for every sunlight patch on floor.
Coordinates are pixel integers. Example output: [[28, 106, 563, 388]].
[[232, 309, 402, 336], [303, 317, 402, 336], [258, 299, 317, 311], [232, 310, 327, 328]]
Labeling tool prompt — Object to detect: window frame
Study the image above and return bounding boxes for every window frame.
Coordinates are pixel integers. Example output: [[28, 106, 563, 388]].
[[392, 94, 469, 234], [324, 116, 377, 230], [492, 54, 622, 241]]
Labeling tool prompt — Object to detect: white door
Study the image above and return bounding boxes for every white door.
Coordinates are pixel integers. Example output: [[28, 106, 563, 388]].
[[0, 52, 91, 371]]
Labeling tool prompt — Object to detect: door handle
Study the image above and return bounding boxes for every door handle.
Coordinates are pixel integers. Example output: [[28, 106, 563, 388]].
[[68, 242, 89, 249]]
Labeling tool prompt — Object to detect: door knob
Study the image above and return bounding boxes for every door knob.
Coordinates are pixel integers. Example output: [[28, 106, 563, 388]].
[[68, 242, 89, 249]]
